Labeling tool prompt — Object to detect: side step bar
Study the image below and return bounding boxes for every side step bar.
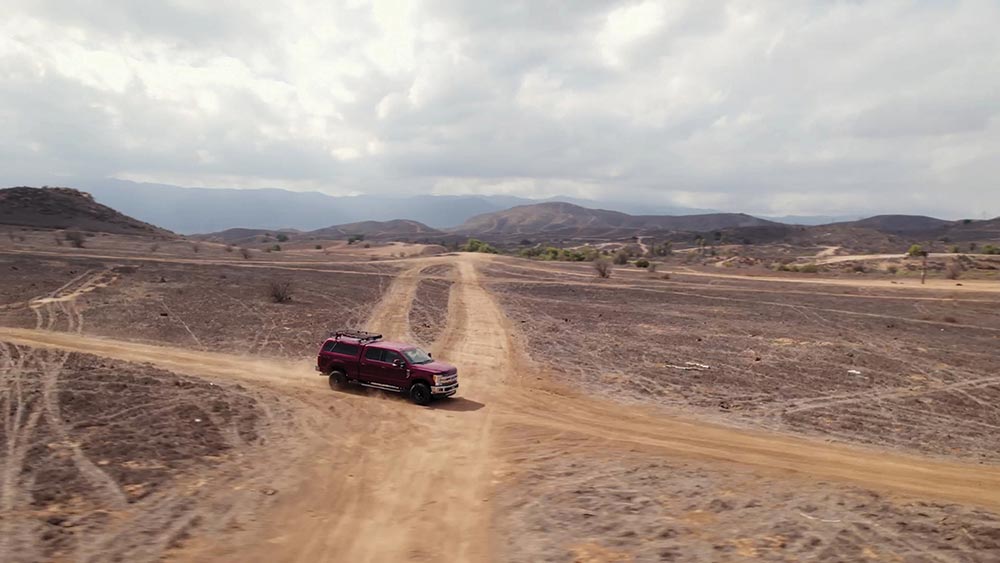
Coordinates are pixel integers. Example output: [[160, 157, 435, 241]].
[[357, 381, 402, 392]]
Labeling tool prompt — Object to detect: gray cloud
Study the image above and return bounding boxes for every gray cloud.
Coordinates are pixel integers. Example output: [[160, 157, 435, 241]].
[[1, 0, 999, 218]]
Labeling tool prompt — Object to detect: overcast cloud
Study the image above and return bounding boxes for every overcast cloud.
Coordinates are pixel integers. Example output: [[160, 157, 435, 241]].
[[2, 0, 999, 218]]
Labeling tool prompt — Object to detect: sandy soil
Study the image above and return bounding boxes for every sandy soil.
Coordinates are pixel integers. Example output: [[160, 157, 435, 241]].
[[498, 432, 1000, 562], [486, 259, 1000, 463], [2, 239, 1000, 562]]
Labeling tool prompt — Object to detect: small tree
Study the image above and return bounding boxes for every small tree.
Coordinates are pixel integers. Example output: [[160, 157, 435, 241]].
[[276, 233, 289, 242], [64, 230, 86, 248], [268, 281, 293, 303], [907, 244, 924, 257], [593, 258, 612, 278]]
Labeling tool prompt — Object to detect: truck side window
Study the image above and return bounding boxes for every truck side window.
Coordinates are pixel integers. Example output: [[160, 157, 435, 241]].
[[363, 347, 384, 362], [332, 342, 359, 355], [383, 350, 402, 365], [322, 341, 336, 353]]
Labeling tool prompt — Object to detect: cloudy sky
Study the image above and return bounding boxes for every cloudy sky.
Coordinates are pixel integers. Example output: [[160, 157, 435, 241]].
[[2, 0, 999, 218]]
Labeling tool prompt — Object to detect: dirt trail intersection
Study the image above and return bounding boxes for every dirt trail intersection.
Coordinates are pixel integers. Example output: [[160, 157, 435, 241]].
[[2, 252, 999, 561]]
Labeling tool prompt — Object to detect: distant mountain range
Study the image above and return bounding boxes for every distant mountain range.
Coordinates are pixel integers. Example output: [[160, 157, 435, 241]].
[[73, 179, 712, 234], [3, 186, 998, 253]]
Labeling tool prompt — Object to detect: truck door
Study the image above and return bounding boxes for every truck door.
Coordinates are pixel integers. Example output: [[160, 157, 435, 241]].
[[360, 346, 386, 383], [379, 350, 409, 388], [359, 347, 405, 390]]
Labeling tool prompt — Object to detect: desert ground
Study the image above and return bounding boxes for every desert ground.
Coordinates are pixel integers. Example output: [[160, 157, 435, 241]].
[[2, 231, 1000, 562]]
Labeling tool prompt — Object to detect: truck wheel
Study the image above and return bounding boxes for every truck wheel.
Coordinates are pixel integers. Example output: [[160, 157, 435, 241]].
[[409, 383, 431, 406], [328, 370, 347, 390]]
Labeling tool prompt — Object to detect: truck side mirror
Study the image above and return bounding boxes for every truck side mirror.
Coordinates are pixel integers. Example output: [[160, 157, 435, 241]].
[[392, 359, 403, 368]]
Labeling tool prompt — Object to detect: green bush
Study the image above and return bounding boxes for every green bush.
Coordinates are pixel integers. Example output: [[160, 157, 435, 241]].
[[983, 244, 1000, 255], [276, 233, 289, 242], [635, 258, 650, 268], [907, 244, 925, 257], [462, 239, 498, 254]]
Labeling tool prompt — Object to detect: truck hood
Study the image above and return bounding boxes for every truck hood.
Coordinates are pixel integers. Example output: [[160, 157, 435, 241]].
[[412, 360, 457, 375]]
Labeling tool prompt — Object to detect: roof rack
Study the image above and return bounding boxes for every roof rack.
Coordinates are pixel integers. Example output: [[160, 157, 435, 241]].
[[332, 329, 383, 343]]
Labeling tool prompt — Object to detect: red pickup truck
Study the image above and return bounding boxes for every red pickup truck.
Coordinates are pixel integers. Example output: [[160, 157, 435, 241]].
[[316, 330, 459, 405]]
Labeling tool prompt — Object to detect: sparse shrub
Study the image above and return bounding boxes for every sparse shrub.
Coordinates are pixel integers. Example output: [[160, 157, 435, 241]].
[[64, 230, 86, 248], [907, 244, 925, 257], [652, 241, 673, 256], [240, 247, 252, 259], [268, 281, 293, 303], [363, 242, 371, 248], [271, 244, 282, 252], [635, 258, 650, 268], [799, 263, 819, 273], [276, 233, 289, 242], [315, 244, 322, 250], [885, 265, 898, 274], [593, 258, 612, 278], [949, 245, 960, 254], [851, 263, 867, 273], [191, 242, 201, 253], [613, 250, 629, 265], [945, 259, 964, 280], [942, 316, 958, 324], [54, 234, 63, 246], [661, 272, 671, 280], [150, 243, 160, 253], [648, 262, 658, 273], [983, 244, 1000, 255], [224, 244, 234, 253], [348, 234, 365, 244]]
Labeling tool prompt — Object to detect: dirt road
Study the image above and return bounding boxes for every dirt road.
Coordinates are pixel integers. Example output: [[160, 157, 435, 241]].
[[3, 253, 1000, 561]]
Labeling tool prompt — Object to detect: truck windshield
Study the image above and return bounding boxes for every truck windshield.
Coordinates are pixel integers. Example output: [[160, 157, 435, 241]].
[[402, 348, 433, 364]]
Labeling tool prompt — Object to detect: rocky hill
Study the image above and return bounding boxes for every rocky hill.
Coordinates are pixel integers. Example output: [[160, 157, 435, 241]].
[[450, 202, 777, 240], [308, 220, 443, 240], [0, 187, 171, 236]]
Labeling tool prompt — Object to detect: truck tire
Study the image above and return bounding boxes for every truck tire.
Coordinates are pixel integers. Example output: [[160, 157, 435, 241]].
[[328, 370, 347, 390], [409, 383, 431, 406]]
